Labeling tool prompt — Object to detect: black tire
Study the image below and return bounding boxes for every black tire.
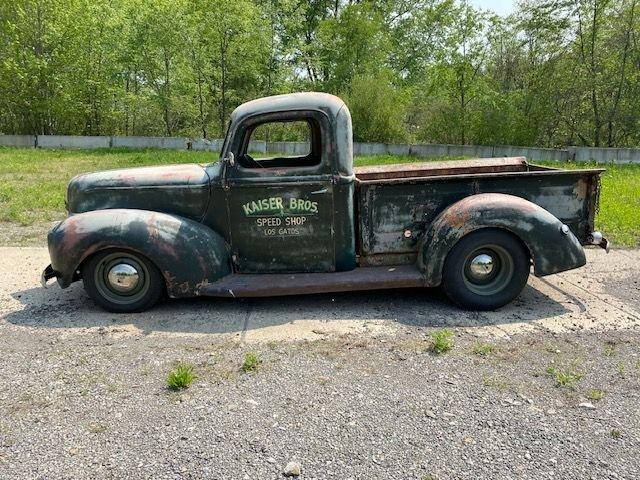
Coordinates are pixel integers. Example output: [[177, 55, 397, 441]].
[[442, 229, 530, 311], [82, 249, 164, 313]]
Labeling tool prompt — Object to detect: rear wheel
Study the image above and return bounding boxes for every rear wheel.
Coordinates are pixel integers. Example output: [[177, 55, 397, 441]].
[[442, 229, 530, 311], [82, 250, 164, 313]]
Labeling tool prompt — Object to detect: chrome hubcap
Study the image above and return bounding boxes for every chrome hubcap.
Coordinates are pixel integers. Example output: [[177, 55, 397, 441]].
[[107, 263, 140, 293], [468, 254, 495, 280], [462, 245, 514, 296]]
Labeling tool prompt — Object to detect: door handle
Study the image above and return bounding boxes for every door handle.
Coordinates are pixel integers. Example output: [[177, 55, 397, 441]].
[[311, 188, 328, 195]]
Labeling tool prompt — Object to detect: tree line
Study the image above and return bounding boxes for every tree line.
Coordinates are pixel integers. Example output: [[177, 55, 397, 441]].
[[1, 0, 639, 147]]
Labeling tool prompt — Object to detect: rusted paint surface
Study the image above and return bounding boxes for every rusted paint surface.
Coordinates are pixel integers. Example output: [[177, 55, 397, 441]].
[[417, 193, 586, 286], [219, 92, 356, 273], [67, 164, 211, 220], [355, 157, 528, 181], [47, 209, 231, 297], [44, 93, 605, 303], [357, 166, 603, 257], [200, 264, 425, 297], [358, 252, 418, 267]]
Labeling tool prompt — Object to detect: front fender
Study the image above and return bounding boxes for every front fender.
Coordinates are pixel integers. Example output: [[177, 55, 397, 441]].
[[47, 209, 232, 298], [418, 193, 586, 286]]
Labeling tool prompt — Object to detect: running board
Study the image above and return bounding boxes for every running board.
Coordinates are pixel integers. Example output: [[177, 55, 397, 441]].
[[200, 265, 427, 298]]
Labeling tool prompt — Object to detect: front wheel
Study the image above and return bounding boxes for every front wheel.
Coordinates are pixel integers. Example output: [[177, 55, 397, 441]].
[[82, 250, 164, 313], [442, 229, 530, 311]]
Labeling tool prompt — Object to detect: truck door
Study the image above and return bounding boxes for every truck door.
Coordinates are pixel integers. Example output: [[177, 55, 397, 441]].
[[224, 113, 336, 273]]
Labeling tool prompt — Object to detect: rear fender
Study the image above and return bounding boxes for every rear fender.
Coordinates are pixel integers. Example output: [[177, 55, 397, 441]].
[[47, 209, 232, 297], [418, 193, 586, 286]]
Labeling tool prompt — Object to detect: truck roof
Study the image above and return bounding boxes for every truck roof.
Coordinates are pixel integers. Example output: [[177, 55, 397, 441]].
[[230, 92, 347, 123], [229, 92, 354, 177]]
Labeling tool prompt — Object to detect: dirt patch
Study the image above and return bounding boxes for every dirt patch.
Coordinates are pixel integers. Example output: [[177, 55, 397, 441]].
[[1, 247, 638, 342], [1, 247, 639, 478], [0, 223, 50, 247]]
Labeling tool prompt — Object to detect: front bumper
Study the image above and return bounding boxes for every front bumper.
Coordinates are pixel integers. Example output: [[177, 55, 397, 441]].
[[41, 264, 57, 288]]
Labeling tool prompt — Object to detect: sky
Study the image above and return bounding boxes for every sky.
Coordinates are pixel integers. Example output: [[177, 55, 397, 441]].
[[469, 0, 516, 16]]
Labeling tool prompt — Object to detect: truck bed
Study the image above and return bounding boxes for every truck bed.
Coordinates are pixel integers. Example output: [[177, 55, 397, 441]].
[[354, 157, 603, 264]]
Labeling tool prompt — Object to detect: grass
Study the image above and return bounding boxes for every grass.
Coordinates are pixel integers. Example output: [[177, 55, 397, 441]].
[[586, 163, 640, 247], [481, 374, 509, 391], [241, 352, 262, 373], [472, 343, 495, 356], [0, 147, 213, 225], [429, 329, 454, 354], [354, 154, 466, 167], [587, 388, 605, 401], [0, 147, 638, 246], [167, 363, 196, 391], [545, 366, 584, 388]]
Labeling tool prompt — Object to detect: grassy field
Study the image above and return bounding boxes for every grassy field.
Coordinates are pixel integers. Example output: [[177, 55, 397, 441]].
[[0, 147, 638, 246]]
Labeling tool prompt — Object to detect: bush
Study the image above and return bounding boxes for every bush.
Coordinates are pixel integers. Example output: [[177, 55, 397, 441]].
[[344, 70, 408, 143]]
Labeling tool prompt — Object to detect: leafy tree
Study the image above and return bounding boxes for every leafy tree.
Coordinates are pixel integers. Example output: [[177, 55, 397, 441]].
[[345, 70, 408, 142], [1, 0, 640, 147]]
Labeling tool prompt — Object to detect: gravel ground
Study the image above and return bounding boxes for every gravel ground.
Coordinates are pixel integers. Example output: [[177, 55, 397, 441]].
[[1, 247, 639, 479]]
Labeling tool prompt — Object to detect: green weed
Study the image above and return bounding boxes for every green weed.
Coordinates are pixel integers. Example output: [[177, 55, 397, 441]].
[[429, 329, 454, 354], [587, 389, 605, 401], [545, 366, 583, 388], [241, 352, 262, 373], [472, 343, 495, 356], [167, 363, 196, 391]]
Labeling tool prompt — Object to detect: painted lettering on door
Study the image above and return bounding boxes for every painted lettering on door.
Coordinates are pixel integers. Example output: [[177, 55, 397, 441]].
[[242, 197, 318, 236]]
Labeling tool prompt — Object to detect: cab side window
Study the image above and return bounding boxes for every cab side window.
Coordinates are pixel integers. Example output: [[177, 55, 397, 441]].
[[238, 119, 321, 169]]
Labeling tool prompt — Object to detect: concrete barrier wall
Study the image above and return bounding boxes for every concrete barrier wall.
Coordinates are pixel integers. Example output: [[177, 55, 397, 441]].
[[2, 134, 640, 163], [191, 138, 225, 152], [267, 141, 311, 155], [568, 146, 640, 164], [37, 135, 111, 149], [248, 140, 267, 154], [112, 136, 186, 150], [0, 135, 36, 147]]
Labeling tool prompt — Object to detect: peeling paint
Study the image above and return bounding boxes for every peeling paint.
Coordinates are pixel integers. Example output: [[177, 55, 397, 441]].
[[48, 209, 231, 297], [417, 193, 588, 286]]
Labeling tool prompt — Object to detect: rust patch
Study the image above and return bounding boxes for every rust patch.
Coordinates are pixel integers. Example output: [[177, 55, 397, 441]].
[[440, 204, 472, 230], [355, 157, 528, 181], [573, 178, 589, 201], [146, 213, 180, 261]]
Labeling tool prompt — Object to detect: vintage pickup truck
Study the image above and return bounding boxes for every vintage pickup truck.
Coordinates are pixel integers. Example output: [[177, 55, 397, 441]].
[[42, 92, 608, 313]]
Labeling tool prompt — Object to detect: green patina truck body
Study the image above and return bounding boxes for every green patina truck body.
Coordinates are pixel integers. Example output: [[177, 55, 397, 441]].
[[42, 92, 608, 313]]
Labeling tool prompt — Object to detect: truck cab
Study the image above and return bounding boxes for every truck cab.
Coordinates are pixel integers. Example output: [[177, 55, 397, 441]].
[[212, 93, 356, 273], [43, 92, 607, 313]]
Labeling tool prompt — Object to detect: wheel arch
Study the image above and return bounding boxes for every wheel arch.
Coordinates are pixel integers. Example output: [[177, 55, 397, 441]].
[[48, 209, 232, 297], [417, 193, 586, 286]]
